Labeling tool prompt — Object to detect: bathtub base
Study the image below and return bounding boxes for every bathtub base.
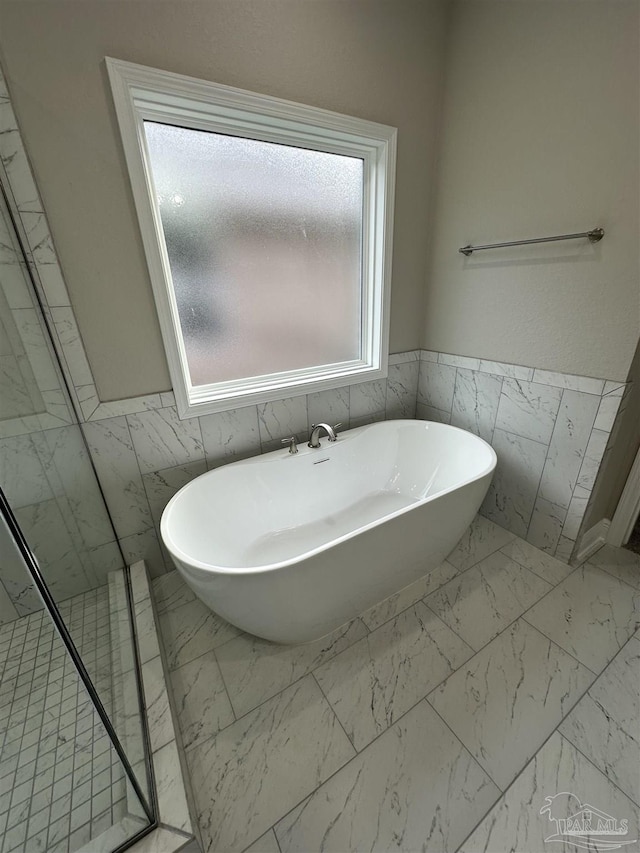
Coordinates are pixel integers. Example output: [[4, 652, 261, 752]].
[[171, 473, 491, 644]]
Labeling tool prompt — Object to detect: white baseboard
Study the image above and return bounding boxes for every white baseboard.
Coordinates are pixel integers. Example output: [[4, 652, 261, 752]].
[[575, 519, 611, 564]]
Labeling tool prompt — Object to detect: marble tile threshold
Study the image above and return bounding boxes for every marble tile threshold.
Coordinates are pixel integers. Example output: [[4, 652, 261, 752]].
[[129, 561, 201, 852]]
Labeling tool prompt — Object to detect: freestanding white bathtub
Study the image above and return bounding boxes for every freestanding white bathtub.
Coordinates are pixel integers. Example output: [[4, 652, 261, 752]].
[[161, 419, 496, 644]]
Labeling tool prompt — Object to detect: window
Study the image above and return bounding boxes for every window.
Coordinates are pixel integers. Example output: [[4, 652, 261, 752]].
[[107, 58, 396, 417]]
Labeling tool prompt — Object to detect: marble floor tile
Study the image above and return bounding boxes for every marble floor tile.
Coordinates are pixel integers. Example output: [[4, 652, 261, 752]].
[[425, 551, 551, 651], [215, 618, 368, 718], [185, 675, 354, 852], [446, 514, 516, 572], [428, 619, 594, 790], [525, 563, 640, 672], [314, 602, 473, 750], [588, 544, 640, 590], [170, 650, 235, 750], [458, 732, 640, 853], [274, 699, 500, 853], [499, 536, 574, 585], [159, 598, 241, 670], [559, 637, 640, 804], [151, 570, 195, 615], [359, 560, 458, 632]]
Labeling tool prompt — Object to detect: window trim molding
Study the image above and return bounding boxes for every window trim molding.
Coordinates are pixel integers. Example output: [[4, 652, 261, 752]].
[[106, 57, 396, 418]]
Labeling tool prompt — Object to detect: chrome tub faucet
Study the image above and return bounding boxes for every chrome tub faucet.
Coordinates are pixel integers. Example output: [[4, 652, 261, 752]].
[[307, 423, 341, 448]]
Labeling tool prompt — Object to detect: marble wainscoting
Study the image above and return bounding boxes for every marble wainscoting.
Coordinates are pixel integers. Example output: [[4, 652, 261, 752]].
[[152, 514, 640, 852], [417, 351, 627, 561], [0, 425, 124, 619], [80, 354, 420, 579]]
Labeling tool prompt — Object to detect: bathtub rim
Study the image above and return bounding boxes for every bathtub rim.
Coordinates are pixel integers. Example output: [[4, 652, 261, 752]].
[[160, 419, 497, 576]]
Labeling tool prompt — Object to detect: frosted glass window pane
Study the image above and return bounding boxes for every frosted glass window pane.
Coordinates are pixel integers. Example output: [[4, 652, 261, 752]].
[[144, 122, 363, 387]]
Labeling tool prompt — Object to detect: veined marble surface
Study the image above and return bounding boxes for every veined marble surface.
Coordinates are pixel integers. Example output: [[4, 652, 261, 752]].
[[425, 550, 551, 650], [151, 520, 639, 853], [559, 637, 640, 804], [445, 514, 515, 572], [187, 676, 354, 852], [170, 650, 235, 750], [216, 617, 368, 718], [494, 378, 562, 445], [525, 563, 640, 672], [458, 731, 639, 853], [450, 367, 502, 443], [314, 602, 473, 750], [275, 700, 500, 853], [481, 428, 548, 538], [499, 536, 573, 585], [160, 597, 241, 670], [429, 619, 594, 790], [537, 389, 599, 509], [359, 559, 458, 632], [588, 544, 640, 590], [127, 407, 204, 474]]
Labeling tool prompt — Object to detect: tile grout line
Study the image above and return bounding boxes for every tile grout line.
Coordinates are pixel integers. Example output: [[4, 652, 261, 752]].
[[309, 670, 357, 755], [583, 557, 640, 595], [558, 730, 640, 808], [209, 645, 238, 724], [420, 544, 572, 648]]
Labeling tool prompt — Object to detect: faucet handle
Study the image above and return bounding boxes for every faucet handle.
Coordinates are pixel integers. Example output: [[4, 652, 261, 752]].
[[333, 423, 343, 431], [281, 436, 298, 455]]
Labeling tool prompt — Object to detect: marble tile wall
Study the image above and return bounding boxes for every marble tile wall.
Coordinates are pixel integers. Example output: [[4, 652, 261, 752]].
[[417, 352, 627, 561]]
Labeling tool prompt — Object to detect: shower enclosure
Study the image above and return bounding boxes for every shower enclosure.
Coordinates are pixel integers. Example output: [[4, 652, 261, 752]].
[[0, 157, 157, 850]]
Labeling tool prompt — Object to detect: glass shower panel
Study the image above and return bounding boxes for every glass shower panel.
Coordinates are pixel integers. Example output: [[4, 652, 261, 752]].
[[0, 508, 151, 852], [144, 121, 363, 387], [0, 183, 152, 817]]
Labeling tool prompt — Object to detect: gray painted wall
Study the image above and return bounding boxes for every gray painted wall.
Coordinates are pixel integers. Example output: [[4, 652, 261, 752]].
[[423, 0, 639, 382]]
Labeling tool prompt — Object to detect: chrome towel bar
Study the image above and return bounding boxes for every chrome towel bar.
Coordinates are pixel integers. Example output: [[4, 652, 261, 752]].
[[459, 226, 604, 256]]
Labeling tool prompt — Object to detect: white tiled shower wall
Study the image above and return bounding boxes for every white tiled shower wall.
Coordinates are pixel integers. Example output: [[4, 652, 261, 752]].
[[0, 63, 628, 595]]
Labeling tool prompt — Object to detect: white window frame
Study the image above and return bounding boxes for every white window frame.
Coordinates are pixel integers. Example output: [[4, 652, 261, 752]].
[[106, 57, 396, 418]]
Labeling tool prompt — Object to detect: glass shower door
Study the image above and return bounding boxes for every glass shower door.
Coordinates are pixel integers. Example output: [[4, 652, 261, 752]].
[[0, 170, 156, 850]]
